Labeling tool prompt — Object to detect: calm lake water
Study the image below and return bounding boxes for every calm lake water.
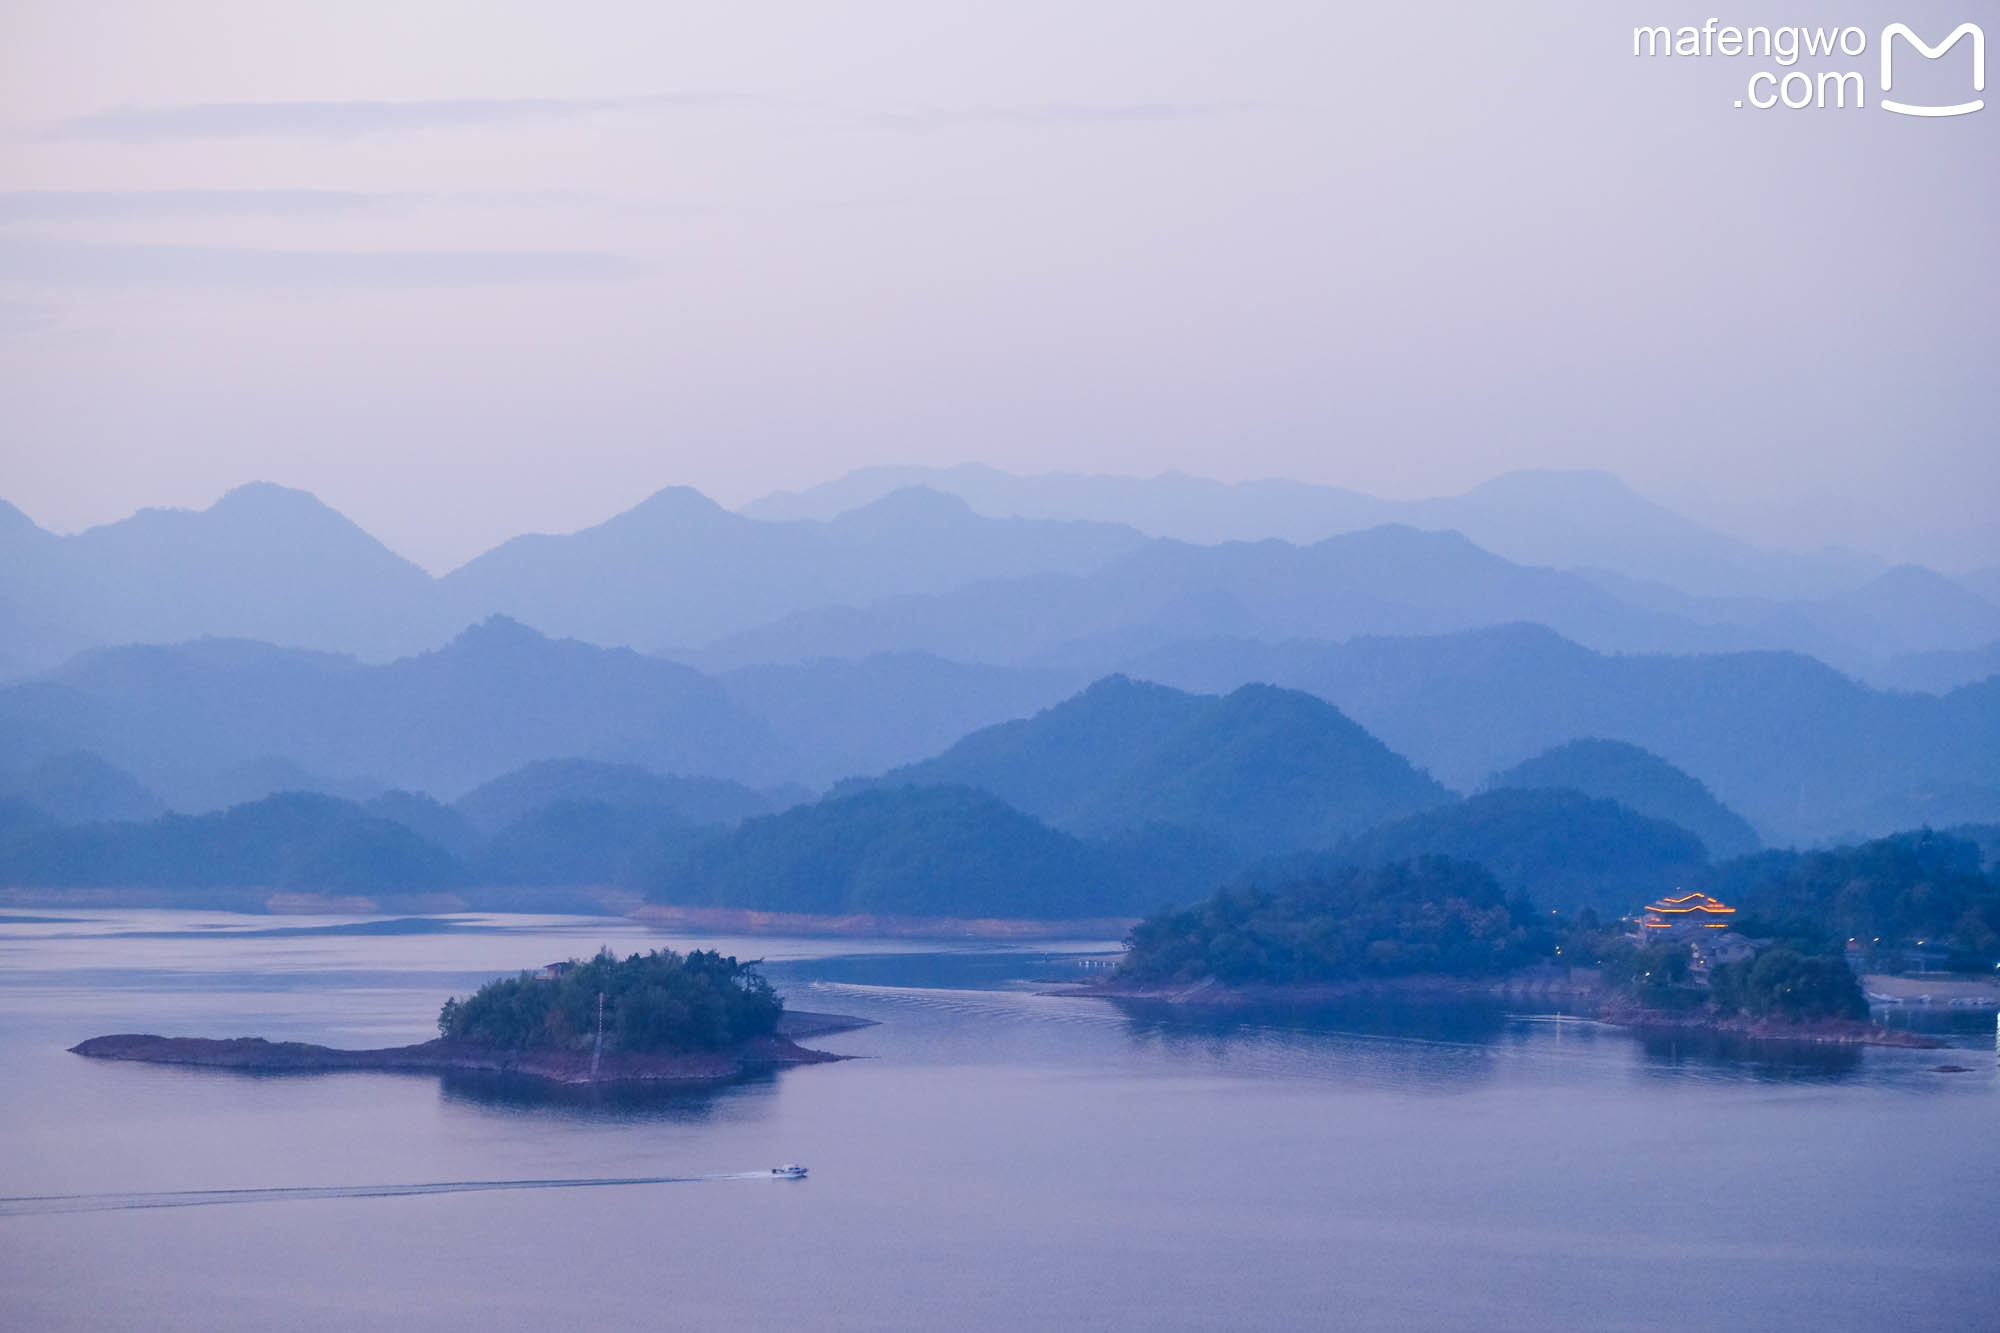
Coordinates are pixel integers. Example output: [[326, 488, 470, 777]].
[[2, 910, 1995, 1332]]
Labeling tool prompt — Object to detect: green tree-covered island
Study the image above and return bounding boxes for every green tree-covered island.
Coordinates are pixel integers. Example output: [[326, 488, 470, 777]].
[[73, 948, 871, 1085], [1098, 852, 1955, 1048]]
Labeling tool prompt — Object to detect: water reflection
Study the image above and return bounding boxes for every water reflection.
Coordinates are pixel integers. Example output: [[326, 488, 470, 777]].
[[1629, 1029, 1864, 1080], [1874, 1005, 2000, 1039], [436, 1067, 777, 1121], [1102, 997, 1511, 1091], [760, 948, 1105, 992], [1109, 996, 1512, 1045]]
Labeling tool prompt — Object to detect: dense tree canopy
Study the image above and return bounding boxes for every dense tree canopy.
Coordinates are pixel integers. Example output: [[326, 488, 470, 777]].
[[648, 785, 1181, 918], [437, 948, 782, 1053], [1705, 830, 2000, 971], [1330, 787, 1709, 914], [1117, 857, 1554, 985], [473, 799, 703, 888], [0, 791, 460, 894], [1709, 948, 1869, 1022], [853, 676, 1453, 856], [1489, 738, 1760, 859]]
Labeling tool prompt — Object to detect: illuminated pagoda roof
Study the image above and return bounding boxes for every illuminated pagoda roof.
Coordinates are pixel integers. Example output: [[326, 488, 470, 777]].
[[1639, 891, 1736, 930]]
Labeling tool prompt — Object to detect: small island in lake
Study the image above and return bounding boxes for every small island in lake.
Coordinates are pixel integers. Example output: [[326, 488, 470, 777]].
[[1075, 858, 1945, 1049], [73, 947, 873, 1086]]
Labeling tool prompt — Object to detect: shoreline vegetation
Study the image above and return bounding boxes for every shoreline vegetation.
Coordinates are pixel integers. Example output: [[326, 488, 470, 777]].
[[1086, 857, 1969, 1049], [72, 949, 874, 1086]]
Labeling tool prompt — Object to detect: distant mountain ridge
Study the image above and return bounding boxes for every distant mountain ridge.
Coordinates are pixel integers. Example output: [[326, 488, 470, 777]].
[[453, 759, 799, 834], [0, 618, 789, 801], [744, 464, 1893, 602], [699, 525, 1762, 670], [697, 523, 2000, 682], [436, 484, 1149, 654], [0, 482, 445, 672], [7, 472, 1995, 681], [1247, 787, 1712, 915], [7, 618, 1995, 849], [0, 750, 165, 825], [1487, 739, 1760, 859], [0, 482, 1150, 674], [0, 630, 1087, 810], [1123, 624, 2000, 845], [647, 785, 1166, 918], [1877, 640, 2000, 695], [852, 675, 1454, 856], [0, 790, 462, 900], [717, 653, 1089, 789]]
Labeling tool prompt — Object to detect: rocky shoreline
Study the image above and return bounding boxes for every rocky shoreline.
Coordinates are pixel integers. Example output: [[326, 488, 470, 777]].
[[71, 1010, 876, 1086]]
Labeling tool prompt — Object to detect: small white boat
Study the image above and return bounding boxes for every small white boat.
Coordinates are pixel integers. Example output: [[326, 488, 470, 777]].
[[770, 1164, 807, 1179]]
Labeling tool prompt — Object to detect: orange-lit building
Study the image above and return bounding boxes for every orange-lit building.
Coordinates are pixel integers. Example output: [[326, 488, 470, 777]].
[[1637, 891, 1737, 941]]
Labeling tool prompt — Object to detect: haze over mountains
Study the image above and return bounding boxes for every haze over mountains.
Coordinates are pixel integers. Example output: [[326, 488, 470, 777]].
[[744, 465, 1890, 602], [697, 523, 1920, 672], [5, 468, 1998, 687], [1128, 625, 2000, 844], [3, 463, 1999, 890], [6, 667, 1880, 920], [439, 484, 1148, 653], [0, 619, 788, 801], [851, 676, 1452, 856], [1487, 738, 1760, 861], [0, 484, 442, 674], [4, 613, 1994, 854]]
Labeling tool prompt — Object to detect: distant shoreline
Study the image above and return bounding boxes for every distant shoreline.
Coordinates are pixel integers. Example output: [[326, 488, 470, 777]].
[[0, 887, 641, 917], [0, 890, 1136, 937], [630, 903, 1137, 940], [70, 1010, 877, 1087], [1047, 967, 1605, 1007]]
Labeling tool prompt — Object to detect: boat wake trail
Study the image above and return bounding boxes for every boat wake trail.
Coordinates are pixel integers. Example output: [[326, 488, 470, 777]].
[[0, 1171, 781, 1217]]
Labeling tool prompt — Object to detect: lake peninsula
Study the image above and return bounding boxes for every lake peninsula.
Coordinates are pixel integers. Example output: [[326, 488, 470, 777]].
[[1084, 865, 1949, 1049]]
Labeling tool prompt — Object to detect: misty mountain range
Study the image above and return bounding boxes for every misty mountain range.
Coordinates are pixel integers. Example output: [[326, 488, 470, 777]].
[[744, 465, 1894, 602], [5, 470, 1998, 689], [3, 463, 1998, 881], [0, 676, 1772, 919], [2, 615, 1996, 851], [8, 644, 1999, 921], [845, 675, 1452, 856]]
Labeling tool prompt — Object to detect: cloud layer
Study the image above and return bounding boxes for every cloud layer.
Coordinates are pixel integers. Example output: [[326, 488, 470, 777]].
[[0, 238, 641, 287], [39, 94, 753, 141]]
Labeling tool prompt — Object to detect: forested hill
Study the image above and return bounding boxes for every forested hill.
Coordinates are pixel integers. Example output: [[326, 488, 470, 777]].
[[1701, 829, 2000, 971], [9, 618, 1998, 847], [453, 759, 796, 835], [1117, 858, 1552, 986], [852, 676, 1453, 855], [646, 785, 1193, 919], [0, 792, 461, 898], [1489, 739, 1760, 859], [438, 948, 782, 1054], [1247, 788, 1711, 916]]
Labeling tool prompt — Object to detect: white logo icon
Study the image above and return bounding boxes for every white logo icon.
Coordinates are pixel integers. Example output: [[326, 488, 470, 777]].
[[1880, 22, 1984, 116]]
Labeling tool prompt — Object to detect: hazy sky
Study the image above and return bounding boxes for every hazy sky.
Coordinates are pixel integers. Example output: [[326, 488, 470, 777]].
[[1, 1, 1994, 573]]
